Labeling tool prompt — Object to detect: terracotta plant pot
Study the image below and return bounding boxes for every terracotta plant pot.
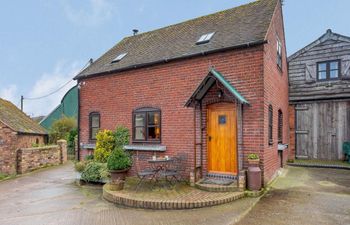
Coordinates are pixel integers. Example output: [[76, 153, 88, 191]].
[[248, 159, 260, 167], [110, 168, 129, 182], [109, 180, 125, 191]]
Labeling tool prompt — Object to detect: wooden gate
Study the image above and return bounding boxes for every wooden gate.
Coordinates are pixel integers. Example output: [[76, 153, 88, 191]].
[[295, 101, 350, 160]]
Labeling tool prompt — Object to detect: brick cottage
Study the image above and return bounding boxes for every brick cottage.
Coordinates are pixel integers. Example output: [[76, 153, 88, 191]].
[[0, 98, 47, 174], [75, 0, 289, 185]]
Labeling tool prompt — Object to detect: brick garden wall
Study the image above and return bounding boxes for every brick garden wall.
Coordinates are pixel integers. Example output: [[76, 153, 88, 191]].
[[16, 140, 67, 174]]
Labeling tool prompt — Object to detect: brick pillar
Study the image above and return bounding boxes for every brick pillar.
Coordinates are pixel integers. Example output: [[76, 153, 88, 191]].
[[288, 105, 296, 161], [57, 140, 67, 164]]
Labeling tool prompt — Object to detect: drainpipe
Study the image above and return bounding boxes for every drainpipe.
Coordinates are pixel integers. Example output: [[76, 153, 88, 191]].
[[77, 81, 81, 161]]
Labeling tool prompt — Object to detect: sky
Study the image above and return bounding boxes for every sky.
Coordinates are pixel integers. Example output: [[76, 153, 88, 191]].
[[1, 0, 350, 117]]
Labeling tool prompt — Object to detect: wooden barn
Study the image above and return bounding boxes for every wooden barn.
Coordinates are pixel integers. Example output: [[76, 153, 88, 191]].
[[288, 29, 350, 160]]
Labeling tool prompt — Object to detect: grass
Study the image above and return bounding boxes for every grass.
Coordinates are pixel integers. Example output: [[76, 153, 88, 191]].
[[0, 173, 10, 181], [292, 159, 350, 168]]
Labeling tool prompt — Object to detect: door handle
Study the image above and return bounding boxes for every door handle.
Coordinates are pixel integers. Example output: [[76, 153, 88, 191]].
[[208, 136, 212, 142]]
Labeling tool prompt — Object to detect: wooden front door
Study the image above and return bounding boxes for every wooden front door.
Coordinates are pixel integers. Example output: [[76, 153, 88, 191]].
[[207, 103, 237, 175]]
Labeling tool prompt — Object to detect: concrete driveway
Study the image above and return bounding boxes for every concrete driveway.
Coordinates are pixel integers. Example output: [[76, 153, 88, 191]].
[[0, 162, 258, 225], [0, 163, 349, 225], [238, 166, 350, 225]]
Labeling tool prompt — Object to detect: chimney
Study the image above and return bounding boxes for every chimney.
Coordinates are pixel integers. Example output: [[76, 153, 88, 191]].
[[133, 29, 139, 36]]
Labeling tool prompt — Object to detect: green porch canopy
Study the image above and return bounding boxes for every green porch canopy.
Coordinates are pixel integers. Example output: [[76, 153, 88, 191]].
[[185, 68, 249, 106]]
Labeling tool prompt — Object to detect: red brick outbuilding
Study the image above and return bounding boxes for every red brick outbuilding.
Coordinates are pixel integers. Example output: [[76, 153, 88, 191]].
[[75, 0, 289, 186]]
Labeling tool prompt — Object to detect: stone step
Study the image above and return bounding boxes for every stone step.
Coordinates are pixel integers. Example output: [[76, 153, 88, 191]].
[[195, 179, 239, 192]]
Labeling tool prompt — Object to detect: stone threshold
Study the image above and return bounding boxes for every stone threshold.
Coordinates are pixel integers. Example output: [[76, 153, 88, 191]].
[[103, 184, 245, 210]]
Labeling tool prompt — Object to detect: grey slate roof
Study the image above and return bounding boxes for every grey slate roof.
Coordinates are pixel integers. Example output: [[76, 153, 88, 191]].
[[0, 98, 47, 135], [75, 0, 277, 79]]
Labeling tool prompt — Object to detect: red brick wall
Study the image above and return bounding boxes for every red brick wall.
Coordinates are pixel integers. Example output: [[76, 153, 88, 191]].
[[288, 105, 296, 160], [262, 0, 289, 184], [79, 45, 265, 180]]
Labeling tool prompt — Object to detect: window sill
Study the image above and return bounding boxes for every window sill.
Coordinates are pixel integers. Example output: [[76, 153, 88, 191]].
[[124, 144, 166, 152], [80, 143, 96, 149]]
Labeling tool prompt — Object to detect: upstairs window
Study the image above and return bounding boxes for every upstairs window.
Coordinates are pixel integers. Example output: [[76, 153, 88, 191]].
[[268, 105, 273, 145], [317, 60, 340, 80], [277, 37, 282, 70], [196, 32, 215, 45], [133, 107, 161, 143], [278, 109, 283, 144], [89, 112, 100, 140]]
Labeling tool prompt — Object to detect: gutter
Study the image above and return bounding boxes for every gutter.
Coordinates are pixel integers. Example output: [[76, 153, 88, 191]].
[[74, 40, 268, 81]]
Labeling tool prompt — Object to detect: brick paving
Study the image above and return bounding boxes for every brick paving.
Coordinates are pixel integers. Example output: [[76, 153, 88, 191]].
[[103, 181, 244, 209]]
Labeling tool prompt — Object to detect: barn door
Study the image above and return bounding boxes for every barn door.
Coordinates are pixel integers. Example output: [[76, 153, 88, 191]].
[[295, 102, 350, 160]]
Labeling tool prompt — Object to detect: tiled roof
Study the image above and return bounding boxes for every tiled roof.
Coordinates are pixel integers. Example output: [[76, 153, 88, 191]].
[[75, 0, 277, 79], [0, 98, 47, 135]]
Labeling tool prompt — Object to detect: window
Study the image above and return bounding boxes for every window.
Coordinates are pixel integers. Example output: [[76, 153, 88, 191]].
[[133, 108, 161, 142], [196, 32, 215, 45], [277, 37, 282, 70], [268, 105, 273, 145], [278, 109, 283, 144], [89, 112, 100, 140], [317, 60, 340, 80], [112, 52, 127, 63]]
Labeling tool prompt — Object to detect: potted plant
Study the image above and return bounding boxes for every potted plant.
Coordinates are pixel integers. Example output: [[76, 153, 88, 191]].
[[247, 153, 260, 167], [107, 147, 132, 182]]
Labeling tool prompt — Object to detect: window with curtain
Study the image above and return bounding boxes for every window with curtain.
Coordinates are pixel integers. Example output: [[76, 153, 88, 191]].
[[268, 105, 273, 145], [133, 107, 161, 143], [278, 109, 283, 144], [89, 112, 100, 140]]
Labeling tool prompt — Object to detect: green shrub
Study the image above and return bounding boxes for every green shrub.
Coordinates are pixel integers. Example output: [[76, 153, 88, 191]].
[[67, 128, 78, 155], [85, 154, 94, 161], [248, 153, 259, 160], [94, 130, 116, 163], [114, 126, 130, 148], [74, 161, 87, 173], [49, 117, 77, 144], [81, 162, 109, 182], [107, 147, 132, 171]]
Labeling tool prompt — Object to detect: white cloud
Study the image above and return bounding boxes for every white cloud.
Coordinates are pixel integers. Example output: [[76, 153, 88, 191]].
[[63, 0, 115, 26], [0, 85, 18, 106], [0, 61, 82, 117]]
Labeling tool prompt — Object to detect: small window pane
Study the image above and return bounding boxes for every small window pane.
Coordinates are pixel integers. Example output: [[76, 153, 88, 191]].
[[330, 61, 338, 70], [148, 126, 160, 140], [218, 115, 226, 124], [148, 112, 160, 126], [91, 115, 99, 127], [318, 63, 327, 71], [135, 114, 145, 126], [91, 128, 99, 139], [318, 71, 327, 80], [330, 70, 338, 78], [135, 127, 145, 140]]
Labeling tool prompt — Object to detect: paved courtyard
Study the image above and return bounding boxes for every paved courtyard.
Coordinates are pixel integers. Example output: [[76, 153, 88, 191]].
[[0, 162, 257, 225], [0, 163, 349, 225], [238, 166, 350, 225]]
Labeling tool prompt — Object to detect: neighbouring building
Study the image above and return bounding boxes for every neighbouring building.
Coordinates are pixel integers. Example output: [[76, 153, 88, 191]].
[[75, 0, 289, 185], [0, 98, 48, 174], [288, 29, 350, 161], [40, 85, 78, 130]]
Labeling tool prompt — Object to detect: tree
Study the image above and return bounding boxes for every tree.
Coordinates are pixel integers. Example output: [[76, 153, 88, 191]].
[[49, 117, 77, 144]]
